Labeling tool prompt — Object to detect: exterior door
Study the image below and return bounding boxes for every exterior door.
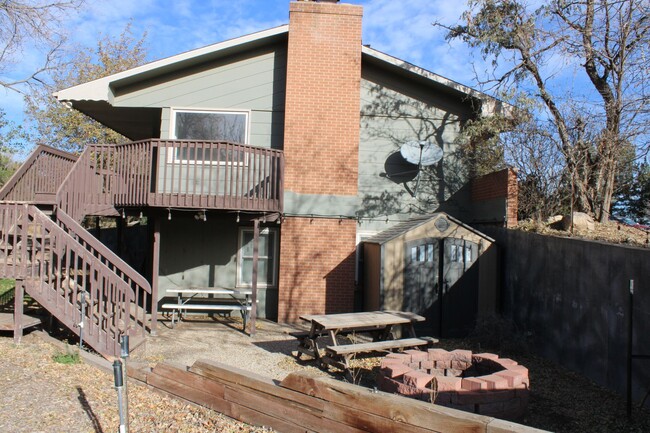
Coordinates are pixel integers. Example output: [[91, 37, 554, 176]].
[[440, 238, 479, 337], [404, 239, 441, 335], [404, 237, 479, 337]]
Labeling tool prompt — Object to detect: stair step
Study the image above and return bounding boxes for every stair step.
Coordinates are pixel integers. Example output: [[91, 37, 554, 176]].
[[0, 312, 42, 331]]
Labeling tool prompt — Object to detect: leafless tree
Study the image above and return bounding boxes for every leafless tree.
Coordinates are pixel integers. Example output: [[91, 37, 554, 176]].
[[440, 0, 650, 222], [0, 0, 82, 92]]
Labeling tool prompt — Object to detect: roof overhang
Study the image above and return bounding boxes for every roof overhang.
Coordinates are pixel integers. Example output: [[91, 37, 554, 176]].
[[54, 25, 290, 140], [362, 46, 512, 118], [55, 25, 289, 103], [54, 23, 511, 139]]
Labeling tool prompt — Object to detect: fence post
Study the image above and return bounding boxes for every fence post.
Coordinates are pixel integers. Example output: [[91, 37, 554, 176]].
[[13, 280, 24, 344], [627, 279, 634, 419]]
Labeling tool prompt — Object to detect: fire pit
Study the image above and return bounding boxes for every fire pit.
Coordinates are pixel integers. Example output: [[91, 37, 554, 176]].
[[376, 349, 529, 420]]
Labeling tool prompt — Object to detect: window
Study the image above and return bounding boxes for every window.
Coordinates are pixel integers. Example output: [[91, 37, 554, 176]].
[[173, 110, 248, 142], [411, 243, 436, 262], [237, 227, 278, 288], [170, 109, 249, 164]]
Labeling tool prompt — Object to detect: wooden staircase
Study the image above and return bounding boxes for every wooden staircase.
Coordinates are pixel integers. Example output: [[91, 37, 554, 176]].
[[0, 202, 152, 358]]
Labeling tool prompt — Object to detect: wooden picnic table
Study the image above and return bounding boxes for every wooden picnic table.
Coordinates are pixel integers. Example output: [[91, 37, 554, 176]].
[[294, 311, 437, 379], [162, 287, 253, 331]]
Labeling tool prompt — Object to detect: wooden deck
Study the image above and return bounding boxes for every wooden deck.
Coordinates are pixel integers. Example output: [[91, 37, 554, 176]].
[[0, 312, 41, 331]]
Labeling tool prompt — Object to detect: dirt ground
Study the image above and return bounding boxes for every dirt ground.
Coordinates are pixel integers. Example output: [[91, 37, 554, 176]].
[[0, 331, 273, 433], [3, 315, 650, 433], [517, 219, 649, 249]]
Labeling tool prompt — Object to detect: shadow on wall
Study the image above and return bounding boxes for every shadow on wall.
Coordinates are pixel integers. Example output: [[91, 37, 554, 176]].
[[325, 249, 356, 315], [158, 214, 238, 287], [279, 220, 357, 322], [357, 75, 474, 221], [97, 223, 149, 277]]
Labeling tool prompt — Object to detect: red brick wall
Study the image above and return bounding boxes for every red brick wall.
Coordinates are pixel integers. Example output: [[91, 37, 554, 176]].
[[505, 169, 518, 228], [471, 168, 518, 227], [283, 1, 362, 196], [278, 217, 357, 323]]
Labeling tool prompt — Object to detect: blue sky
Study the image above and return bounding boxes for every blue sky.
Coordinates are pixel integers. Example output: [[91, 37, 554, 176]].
[[0, 0, 476, 132]]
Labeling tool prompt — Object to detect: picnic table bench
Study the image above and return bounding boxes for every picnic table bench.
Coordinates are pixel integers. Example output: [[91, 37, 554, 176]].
[[162, 287, 252, 330], [294, 311, 438, 379]]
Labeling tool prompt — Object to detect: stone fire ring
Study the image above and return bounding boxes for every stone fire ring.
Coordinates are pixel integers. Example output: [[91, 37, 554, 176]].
[[377, 349, 529, 420]]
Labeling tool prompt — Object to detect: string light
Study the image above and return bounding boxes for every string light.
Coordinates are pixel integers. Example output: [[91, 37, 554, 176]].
[[139, 211, 143, 219], [122, 209, 126, 219], [167, 209, 172, 221], [236, 211, 240, 223], [202, 210, 207, 222]]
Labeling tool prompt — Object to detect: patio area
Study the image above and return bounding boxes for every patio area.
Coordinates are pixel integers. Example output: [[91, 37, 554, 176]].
[[130, 316, 326, 381]]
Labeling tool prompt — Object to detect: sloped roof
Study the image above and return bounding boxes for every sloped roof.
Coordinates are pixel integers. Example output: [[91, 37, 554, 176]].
[[54, 25, 290, 103], [54, 24, 505, 114], [365, 212, 494, 245]]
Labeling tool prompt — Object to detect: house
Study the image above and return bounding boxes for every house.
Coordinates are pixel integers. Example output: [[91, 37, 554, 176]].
[[0, 0, 516, 357]]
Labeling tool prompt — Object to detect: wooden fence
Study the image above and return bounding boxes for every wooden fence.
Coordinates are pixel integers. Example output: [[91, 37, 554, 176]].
[[129, 359, 546, 433]]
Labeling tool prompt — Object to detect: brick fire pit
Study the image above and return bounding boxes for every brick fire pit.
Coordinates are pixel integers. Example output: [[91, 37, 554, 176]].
[[377, 349, 529, 420]]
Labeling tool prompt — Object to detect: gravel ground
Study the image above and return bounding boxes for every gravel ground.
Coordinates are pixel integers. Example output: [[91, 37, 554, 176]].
[[0, 331, 272, 433], [2, 315, 650, 432], [131, 316, 326, 380]]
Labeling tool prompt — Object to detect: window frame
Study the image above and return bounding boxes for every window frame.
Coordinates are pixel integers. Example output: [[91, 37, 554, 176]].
[[236, 227, 279, 289], [168, 108, 251, 165]]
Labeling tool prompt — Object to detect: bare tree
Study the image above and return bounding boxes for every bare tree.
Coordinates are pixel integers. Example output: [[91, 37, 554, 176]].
[[25, 24, 147, 152], [441, 0, 650, 222], [0, 0, 82, 92]]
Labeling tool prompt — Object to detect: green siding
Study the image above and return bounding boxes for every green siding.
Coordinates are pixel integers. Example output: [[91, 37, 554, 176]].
[[116, 43, 287, 149], [114, 45, 286, 110], [160, 107, 171, 139], [158, 214, 277, 319], [357, 64, 473, 231]]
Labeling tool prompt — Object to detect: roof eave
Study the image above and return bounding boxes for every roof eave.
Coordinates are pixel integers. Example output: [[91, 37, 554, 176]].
[[54, 24, 290, 103], [361, 46, 514, 118]]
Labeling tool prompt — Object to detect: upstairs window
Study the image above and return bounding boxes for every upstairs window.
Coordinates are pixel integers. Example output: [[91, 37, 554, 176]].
[[173, 109, 248, 142], [170, 109, 249, 164]]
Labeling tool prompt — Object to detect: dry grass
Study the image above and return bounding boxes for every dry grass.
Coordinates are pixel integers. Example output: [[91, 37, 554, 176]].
[[0, 333, 273, 433]]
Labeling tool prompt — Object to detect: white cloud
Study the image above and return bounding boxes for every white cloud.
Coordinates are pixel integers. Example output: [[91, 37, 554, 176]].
[[359, 0, 482, 88], [3, 0, 497, 148]]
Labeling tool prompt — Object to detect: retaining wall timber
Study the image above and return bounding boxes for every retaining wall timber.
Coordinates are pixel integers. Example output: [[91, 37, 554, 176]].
[[129, 360, 547, 433], [479, 227, 650, 407]]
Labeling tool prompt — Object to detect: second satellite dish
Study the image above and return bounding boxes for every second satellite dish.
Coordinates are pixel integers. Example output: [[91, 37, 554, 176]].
[[400, 141, 443, 166]]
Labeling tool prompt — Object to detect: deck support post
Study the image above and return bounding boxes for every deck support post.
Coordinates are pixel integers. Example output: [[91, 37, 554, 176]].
[[13, 280, 24, 344], [249, 219, 259, 336], [150, 217, 160, 336]]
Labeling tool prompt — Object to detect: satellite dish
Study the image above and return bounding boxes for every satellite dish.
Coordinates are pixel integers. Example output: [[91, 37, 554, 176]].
[[399, 141, 443, 197], [400, 141, 443, 166]]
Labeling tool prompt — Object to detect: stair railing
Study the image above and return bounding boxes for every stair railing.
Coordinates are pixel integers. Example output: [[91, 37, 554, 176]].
[[55, 208, 153, 336], [0, 202, 151, 358]]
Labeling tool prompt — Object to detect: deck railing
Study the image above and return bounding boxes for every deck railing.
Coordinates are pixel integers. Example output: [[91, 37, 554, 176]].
[[56, 139, 284, 220], [0, 145, 77, 204]]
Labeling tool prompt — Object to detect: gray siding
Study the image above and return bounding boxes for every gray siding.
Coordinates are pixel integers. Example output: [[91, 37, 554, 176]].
[[358, 64, 473, 232], [116, 44, 287, 149], [157, 214, 277, 319]]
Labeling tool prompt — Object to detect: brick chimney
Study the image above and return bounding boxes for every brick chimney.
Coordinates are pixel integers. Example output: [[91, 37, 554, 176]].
[[283, 0, 363, 196], [278, 1, 363, 322]]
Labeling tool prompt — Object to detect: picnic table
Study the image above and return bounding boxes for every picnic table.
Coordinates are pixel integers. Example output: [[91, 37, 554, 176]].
[[162, 287, 253, 331], [293, 311, 437, 379]]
